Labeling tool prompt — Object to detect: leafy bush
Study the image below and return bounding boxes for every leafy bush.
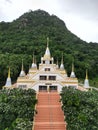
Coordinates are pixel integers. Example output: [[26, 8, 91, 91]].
[[0, 88, 37, 130], [60, 87, 98, 130]]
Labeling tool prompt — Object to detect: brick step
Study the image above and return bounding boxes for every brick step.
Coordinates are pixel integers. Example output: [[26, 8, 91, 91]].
[[34, 124, 65, 130], [35, 117, 64, 119], [35, 120, 64, 122], [35, 115, 64, 117]]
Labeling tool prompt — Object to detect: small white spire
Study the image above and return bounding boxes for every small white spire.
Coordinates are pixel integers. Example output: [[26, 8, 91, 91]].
[[84, 69, 89, 88], [5, 67, 12, 87], [19, 59, 25, 77], [86, 69, 88, 80], [31, 54, 37, 69], [32, 53, 35, 68], [70, 63, 76, 78], [60, 53, 64, 70]]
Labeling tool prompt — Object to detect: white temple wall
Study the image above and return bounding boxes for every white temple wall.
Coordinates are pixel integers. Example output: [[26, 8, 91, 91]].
[[30, 73, 65, 81]]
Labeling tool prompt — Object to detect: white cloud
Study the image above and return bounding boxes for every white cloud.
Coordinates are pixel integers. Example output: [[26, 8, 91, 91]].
[[59, 0, 98, 21], [5, 0, 12, 3], [63, 14, 98, 42]]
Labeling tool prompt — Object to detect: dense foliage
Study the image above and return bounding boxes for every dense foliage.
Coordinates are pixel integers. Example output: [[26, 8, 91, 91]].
[[0, 88, 37, 130], [60, 87, 98, 130], [0, 9, 98, 87]]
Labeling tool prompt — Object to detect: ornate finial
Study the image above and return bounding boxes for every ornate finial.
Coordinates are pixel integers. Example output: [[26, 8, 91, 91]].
[[72, 63, 74, 72], [70, 61, 76, 78], [19, 59, 26, 77], [33, 52, 34, 63], [61, 53, 63, 64], [22, 59, 23, 71], [8, 67, 10, 78], [84, 69, 89, 88], [47, 37, 49, 47], [86, 69, 88, 79]]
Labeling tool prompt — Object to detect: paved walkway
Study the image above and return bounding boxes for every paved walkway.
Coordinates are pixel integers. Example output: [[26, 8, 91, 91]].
[[33, 92, 66, 130]]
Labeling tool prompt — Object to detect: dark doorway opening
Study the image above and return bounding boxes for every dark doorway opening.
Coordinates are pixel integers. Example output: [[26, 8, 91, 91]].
[[49, 86, 57, 92], [39, 86, 47, 92]]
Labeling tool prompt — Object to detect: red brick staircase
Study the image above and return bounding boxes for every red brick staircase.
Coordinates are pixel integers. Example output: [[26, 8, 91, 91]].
[[33, 92, 66, 130]]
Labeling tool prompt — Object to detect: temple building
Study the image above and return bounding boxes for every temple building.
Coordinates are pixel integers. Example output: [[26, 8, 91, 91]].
[[16, 39, 78, 92]]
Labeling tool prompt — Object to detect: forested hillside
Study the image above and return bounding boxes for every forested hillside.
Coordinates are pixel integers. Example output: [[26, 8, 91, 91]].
[[0, 9, 98, 87]]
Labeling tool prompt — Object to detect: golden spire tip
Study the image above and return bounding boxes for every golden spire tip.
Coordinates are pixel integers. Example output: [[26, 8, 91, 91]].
[[47, 37, 49, 47], [72, 62, 74, 72], [8, 67, 10, 78], [33, 52, 35, 63], [86, 69, 88, 79], [61, 52, 63, 64], [22, 59, 23, 71]]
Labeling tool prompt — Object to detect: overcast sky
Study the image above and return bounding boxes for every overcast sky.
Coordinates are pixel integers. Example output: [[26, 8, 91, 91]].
[[0, 0, 98, 43]]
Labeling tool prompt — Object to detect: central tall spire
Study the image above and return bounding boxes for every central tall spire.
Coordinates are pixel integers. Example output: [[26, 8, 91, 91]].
[[41, 37, 54, 64], [44, 37, 51, 58]]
